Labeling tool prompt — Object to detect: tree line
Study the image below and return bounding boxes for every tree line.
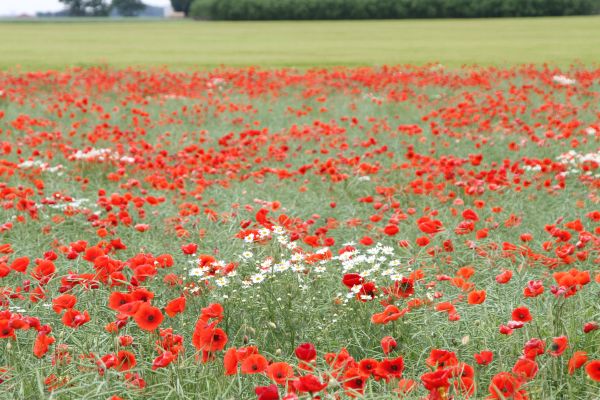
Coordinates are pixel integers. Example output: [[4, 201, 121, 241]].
[[59, 0, 146, 16], [57, 0, 600, 18], [188, 0, 600, 19]]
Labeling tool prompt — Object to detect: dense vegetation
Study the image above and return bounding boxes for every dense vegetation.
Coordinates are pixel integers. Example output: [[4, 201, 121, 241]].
[[190, 0, 600, 20]]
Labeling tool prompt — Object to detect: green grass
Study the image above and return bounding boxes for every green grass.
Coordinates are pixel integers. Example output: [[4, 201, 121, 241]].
[[1, 16, 600, 69]]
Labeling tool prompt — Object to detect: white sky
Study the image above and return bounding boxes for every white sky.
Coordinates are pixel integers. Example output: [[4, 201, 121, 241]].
[[0, 0, 171, 15]]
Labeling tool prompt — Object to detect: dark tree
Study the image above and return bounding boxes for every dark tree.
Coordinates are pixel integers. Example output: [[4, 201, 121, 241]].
[[112, 0, 146, 16], [170, 0, 193, 15], [59, 0, 111, 16]]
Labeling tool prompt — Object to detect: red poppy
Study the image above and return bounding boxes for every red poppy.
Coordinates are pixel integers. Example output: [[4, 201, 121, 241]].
[[568, 351, 588, 374], [548, 336, 568, 357], [115, 350, 136, 371], [164, 296, 186, 317], [293, 374, 327, 394], [133, 303, 163, 331], [511, 306, 532, 323], [295, 343, 317, 362], [358, 359, 379, 376], [196, 326, 228, 354], [474, 350, 493, 365], [52, 294, 77, 314], [255, 384, 279, 400], [421, 369, 450, 391], [376, 356, 404, 380], [108, 292, 132, 311], [342, 368, 367, 397], [381, 336, 397, 355], [495, 270, 512, 284], [467, 289, 486, 304], [583, 322, 598, 333], [33, 334, 55, 358], [223, 347, 238, 375], [488, 372, 522, 399], [241, 354, 268, 374], [426, 349, 458, 369], [10, 256, 29, 273], [585, 360, 600, 382], [371, 305, 408, 324], [152, 351, 176, 370], [267, 362, 294, 385], [512, 358, 538, 380], [62, 309, 90, 328], [523, 338, 545, 359]]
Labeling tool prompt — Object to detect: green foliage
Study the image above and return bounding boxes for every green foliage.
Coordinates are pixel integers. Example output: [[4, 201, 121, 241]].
[[112, 0, 146, 17], [59, 0, 112, 16], [170, 0, 193, 15], [189, 0, 600, 20]]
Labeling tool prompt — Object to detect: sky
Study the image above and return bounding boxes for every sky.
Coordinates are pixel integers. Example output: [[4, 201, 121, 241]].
[[0, 0, 171, 16]]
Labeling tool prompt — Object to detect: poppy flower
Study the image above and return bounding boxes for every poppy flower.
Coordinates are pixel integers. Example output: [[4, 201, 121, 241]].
[[568, 351, 588, 374], [199, 303, 224, 323], [115, 350, 136, 371], [62, 309, 90, 328], [523, 338, 545, 359], [381, 336, 397, 355], [511, 306, 532, 323], [488, 372, 522, 399], [358, 359, 379, 376], [371, 305, 408, 324], [194, 325, 228, 352], [421, 369, 450, 391], [342, 368, 367, 396], [133, 303, 163, 331], [495, 270, 512, 284], [292, 374, 327, 394], [255, 384, 279, 400], [583, 322, 598, 333], [542, 335, 567, 358], [426, 349, 458, 369], [585, 360, 600, 382], [10, 256, 29, 273], [467, 289, 486, 304], [108, 292, 132, 311], [383, 224, 399, 236], [512, 358, 538, 380], [33, 334, 55, 358], [267, 362, 294, 385], [295, 343, 317, 362], [474, 350, 493, 365], [165, 296, 186, 317], [152, 351, 176, 370], [52, 294, 77, 314], [342, 273, 363, 289], [223, 347, 239, 375], [376, 356, 404, 380]]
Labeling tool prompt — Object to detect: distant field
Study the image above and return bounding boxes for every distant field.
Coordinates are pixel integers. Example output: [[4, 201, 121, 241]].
[[0, 17, 600, 69]]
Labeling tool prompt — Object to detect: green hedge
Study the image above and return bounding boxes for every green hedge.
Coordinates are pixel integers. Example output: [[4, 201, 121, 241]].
[[190, 0, 600, 19]]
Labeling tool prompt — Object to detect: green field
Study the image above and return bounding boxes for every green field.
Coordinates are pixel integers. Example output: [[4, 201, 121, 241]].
[[1, 16, 600, 70]]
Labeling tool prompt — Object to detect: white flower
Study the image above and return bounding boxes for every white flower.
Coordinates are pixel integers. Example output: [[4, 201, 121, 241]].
[[291, 253, 304, 262], [552, 75, 576, 85], [250, 273, 265, 284], [274, 262, 290, 273], [215, 277, 229, 287]]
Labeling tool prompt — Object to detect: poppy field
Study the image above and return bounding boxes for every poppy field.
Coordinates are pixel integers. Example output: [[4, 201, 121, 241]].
[[0, 65, 599, 399]]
